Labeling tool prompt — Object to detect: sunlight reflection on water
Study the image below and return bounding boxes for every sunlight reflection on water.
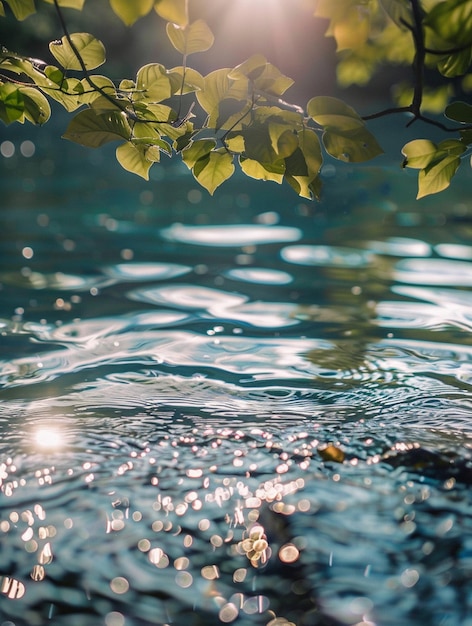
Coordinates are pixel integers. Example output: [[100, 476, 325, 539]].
[[1, 159, 472, 625]]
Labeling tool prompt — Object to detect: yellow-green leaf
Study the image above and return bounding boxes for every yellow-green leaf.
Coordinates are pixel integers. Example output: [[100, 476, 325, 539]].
[[34, 72, 82, 112], [166, 19, 214, 57], [4, 0, 35, 20], [307, 96, 365, 131], [49, 33, 106, 71], [401, 139, 438, 169], [109, 0, 153, 25], [116, 141, 153, 179], [253, 63, 294, 97], [63, 109, 131, 147], [89, 94, 122, 113], [417, 154, 461, 199], [193, 150, 235, 195], [167, 66, 204, 95], [182, 138, 216, 168], [285, 173, 322, 200], [323, 126, 383, 162], [196, 68, 248, 115], [269, 124, 298, 158], [136, 63, 172, 102], [240, 157, 284, 183], [78, 75, 116, 105], [225, 133, 245, 153], [154, 0, 188, 27], [228, 54, 268, 81]]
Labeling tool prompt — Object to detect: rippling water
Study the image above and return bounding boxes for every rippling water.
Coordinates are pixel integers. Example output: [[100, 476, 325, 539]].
[[1, 127, 472, 626]]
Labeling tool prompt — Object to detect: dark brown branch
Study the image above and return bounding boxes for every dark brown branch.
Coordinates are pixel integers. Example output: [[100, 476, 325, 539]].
[[409, 0, 426, 117], [362, 106, 412, 121], [52, 0, 129, 114]]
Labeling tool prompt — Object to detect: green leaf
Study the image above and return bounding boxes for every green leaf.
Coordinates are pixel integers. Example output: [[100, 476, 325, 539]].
[[196, 68, 248, 115], [182, 138, 216, 168], [209, 98, 251, 131], [401, 139, 439, 169], [20, 86, 51, 124], [307, 96, 365, 131], [241, 127, 278, 165], [63, 109, 131, 147], [4, 0, 35, 20], [437, 138, 467, 157], [460, 129, 472, 145], [174, 130, 195, 152], [166, 19, 214, 56], [298, 128, 323, 178], [240, 157, 284, 183], [135, 63, 172, 102], [284, 130, 323, 201], [417, 154, 461, 199], [425, 0, 472, 46], [323, 126, 383, 162], [109, 0, 153, 26], [0, 84, 24, 123], [49, 33, 106, 71], [193, 150, 235, 195], [116, 142, 153, 180], [445, 100, 472, 123], [284, 146, 308, 178], [154, 0, 188, 27], [0, 3, 4, 16], [379, 0, 413, 28], [438, 48, 472, 78]]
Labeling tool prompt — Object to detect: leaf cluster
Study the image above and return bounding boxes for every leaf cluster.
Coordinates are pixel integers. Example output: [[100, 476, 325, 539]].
[[1, 0, 471, 200]]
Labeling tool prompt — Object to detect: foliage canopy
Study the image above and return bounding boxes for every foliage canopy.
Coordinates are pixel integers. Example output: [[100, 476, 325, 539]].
[[1, 0, 471, 200]]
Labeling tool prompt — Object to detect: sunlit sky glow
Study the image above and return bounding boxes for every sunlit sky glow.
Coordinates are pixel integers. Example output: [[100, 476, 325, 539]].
[[207, 0, 301, 78]]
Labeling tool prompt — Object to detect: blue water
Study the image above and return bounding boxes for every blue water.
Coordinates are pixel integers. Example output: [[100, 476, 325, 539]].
[[1, 122, 472, 626]]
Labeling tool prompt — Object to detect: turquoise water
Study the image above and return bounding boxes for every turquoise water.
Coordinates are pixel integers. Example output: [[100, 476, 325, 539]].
[[1, 123, 472, 626]]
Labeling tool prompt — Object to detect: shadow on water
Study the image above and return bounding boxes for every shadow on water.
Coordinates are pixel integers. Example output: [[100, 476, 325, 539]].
[[1, 120, 472, 625]]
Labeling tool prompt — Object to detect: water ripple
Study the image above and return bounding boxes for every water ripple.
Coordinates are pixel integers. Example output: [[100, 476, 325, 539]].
[[281, 245, 373, 268], [394, 258, 472, 286], [161, 223, 302, 246], [102, 262, 192, 282]]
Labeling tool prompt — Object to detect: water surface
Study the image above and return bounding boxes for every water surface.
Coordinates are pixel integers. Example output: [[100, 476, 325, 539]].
[[1, 127, 471, 626]]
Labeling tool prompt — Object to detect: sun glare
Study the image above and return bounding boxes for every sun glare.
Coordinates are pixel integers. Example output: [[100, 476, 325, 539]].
[[34, 427, 64, 450], [212, 0, 300, 74]]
